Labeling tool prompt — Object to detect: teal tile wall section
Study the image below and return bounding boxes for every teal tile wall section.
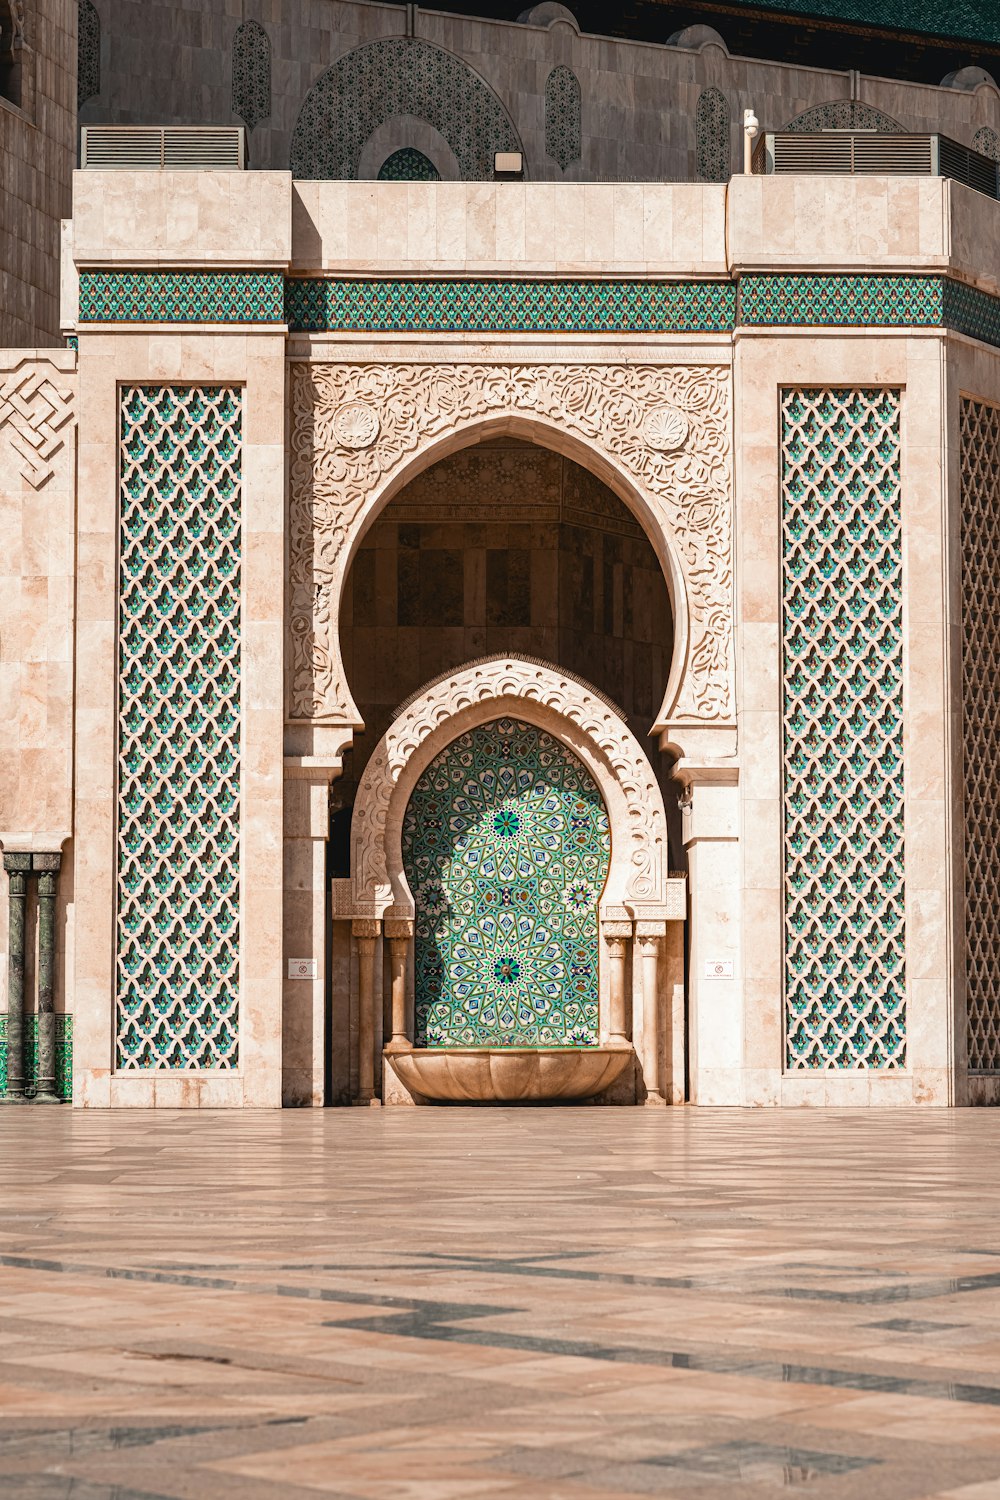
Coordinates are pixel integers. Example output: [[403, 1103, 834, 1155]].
[[78, 272, 284, 324], [742, 274, 943, 327], [402, 718, 610, 1048], [284, 278, 737, 333], [781, 388, 906, 1071], [116, 386, 242, 1071], [0, 1015, 74, 1101]]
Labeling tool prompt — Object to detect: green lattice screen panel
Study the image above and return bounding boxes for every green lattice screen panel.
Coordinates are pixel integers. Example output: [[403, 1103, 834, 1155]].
[[116, 386, 242, 1070], [781, 389, 906, 1070], [960, 397, 1000, 1072], [401, 718, 610, 1048]]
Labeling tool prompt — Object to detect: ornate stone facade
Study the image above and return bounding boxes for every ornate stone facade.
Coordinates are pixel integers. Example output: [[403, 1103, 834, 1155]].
[[289, 362, 733, 732]]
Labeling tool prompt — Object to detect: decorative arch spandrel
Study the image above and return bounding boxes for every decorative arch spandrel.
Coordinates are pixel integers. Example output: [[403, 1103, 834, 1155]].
[[288, 361, 733, 733], [349, 656, 670, 917]]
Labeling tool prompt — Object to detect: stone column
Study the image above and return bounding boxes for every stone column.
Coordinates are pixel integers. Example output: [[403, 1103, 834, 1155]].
[[383, 918, 414, 1055], [33, 853, 62, 1104], [662, 919, 686, 1105], [2, 853, 29, 1104], [352, 918, 381, 1103], [636, 921, 666, 1103], [673, 761, 741, 1105], [602, 918, 632, 1046]]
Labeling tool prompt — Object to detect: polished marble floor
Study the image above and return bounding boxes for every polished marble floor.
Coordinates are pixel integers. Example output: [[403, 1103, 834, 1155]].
[[1, 1108, 1000, 1499]]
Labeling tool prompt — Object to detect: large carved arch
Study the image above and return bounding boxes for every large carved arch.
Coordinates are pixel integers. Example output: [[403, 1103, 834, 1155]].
[[349, 656, 673, 919], [288, 361, 733, 735], [290, 37, 523, 180]]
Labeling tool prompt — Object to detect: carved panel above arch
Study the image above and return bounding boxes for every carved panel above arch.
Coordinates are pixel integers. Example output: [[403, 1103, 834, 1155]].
[[288, 361, 733, 728], [350, 655, 670, 914]]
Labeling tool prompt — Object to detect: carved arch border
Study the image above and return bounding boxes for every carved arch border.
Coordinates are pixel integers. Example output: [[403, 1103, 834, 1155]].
[[349, 656, 670, 917], [288, 360, 734, 734]]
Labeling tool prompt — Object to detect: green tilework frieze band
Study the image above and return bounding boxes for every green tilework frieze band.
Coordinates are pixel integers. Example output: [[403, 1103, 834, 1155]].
[[78, 272, 285, 324], [73, 271, 1000, 351], [284, 279, 737, 333]]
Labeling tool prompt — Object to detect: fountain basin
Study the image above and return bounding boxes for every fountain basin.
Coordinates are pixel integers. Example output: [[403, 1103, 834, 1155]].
[[387, 1046, 633, 1103]]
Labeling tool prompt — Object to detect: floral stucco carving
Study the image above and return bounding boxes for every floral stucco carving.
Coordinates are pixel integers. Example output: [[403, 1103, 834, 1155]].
[[350, 656, 669, 914], [289, 362, 732, 724]]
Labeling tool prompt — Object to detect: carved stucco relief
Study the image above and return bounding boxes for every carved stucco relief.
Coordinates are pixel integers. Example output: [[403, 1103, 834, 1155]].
[[289, 362, 733, 726], [350, 656, 670, 914]]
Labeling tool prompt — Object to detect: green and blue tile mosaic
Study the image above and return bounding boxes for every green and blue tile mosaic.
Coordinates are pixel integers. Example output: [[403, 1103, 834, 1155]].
[[0, 1014, 74, 1101], [284, 278, 737, 333], [402, 718, 610, 1048], [116, 385, 242, 1071], [79, 272, 284, 324], [781, 387, 906, 1071], [741, 274, 943, 327]]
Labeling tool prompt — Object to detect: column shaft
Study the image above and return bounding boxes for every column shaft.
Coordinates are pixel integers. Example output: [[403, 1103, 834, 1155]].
[[638, 934, 662, 1101], [2, 855, 30, 1104], [34, 856, 62, 1103], [353, 919, 381, 1102]]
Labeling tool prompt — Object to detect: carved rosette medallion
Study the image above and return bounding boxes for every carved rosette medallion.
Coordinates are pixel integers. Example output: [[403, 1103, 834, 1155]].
[[642, 405, 689, 452], [333, 401, 380, 449], [289, 363, 733, 724]]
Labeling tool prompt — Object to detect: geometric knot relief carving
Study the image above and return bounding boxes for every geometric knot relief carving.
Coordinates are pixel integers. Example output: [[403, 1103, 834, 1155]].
[[290, 363, 732, 724], [781, 388, 905, 1070], [960, 397, 1000, 1071], [0, 367, 74, 488], [290, 37, 521, 181], [232, 19, 271, 133], [402, 717, 609, 1047], [696, 87, 730, 183], [352, 656, 668, 914], [116, 386, 242, 1071], [545, 66, 581, 171]]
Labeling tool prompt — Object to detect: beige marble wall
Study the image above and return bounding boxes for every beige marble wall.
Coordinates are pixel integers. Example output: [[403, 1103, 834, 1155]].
[[72, 171, 293, 268], [288, 177, 997, 295], [72, 330, 286, 1107]]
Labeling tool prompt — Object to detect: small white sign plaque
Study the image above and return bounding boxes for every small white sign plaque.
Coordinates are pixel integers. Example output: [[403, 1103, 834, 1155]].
[[287, 958, 318, 980], [704, 960, 734, 980]]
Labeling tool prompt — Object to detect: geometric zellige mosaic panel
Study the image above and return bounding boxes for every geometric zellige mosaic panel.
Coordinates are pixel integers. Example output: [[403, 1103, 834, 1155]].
[[116, 387, 242, 1070], [781, 389, 906, 1070], [402, 718, 610, 1048], [960, 397, 1000, 1072]]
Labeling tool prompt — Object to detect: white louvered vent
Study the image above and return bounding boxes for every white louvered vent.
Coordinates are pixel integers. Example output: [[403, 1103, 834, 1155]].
[[753, 131, 997, 199], [81, 126, 245, 170]]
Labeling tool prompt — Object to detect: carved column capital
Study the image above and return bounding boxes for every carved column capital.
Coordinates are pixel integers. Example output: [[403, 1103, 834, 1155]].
[[352, 918, 382, 940]]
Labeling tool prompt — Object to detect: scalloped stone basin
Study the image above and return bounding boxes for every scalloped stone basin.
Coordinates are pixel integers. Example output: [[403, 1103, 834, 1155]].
[[389, 1047, 633, 1103]]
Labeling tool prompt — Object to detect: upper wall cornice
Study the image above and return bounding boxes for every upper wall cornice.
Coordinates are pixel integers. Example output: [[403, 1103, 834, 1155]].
[[68, 171, 1000, 306]]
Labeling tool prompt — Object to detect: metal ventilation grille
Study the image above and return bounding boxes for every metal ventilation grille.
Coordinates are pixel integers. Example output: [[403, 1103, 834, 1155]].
[[81, 126, 245, 170], [753, 131, 998, 199]]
